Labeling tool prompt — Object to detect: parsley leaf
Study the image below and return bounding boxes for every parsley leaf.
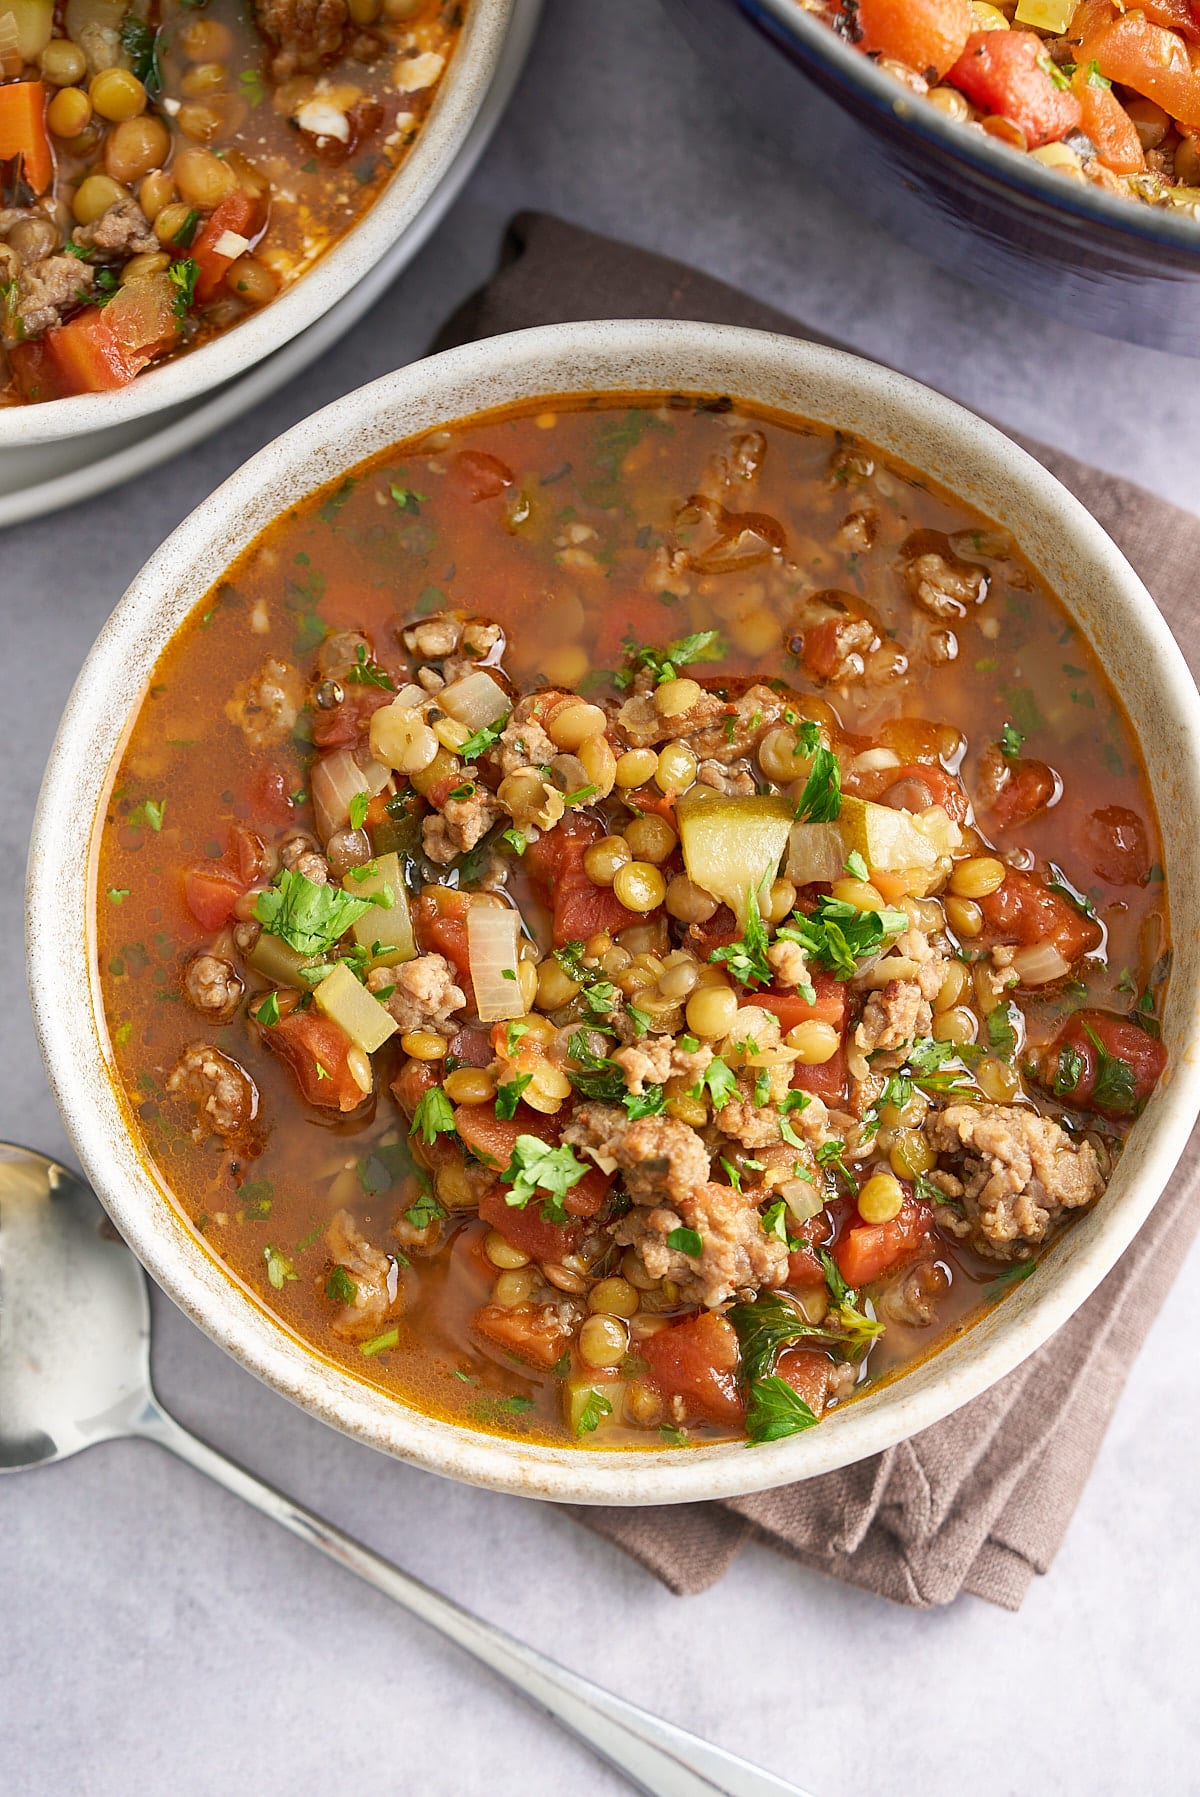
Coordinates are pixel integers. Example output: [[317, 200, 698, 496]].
[[1082, 1022, 1139, 1114], [348, 789, 370, 832], [502, 1136, 589, 1223], [404, 1187, 446, 1230], [410, 1086, 457, 1146], [984, 1259, 1036, 1300], [1000, 722, 1024, 759], [710, 882, 772, 988], [575, 1389, 614, 1435], [1053, 1041, 1085, 1097], [666, 1225, 702, 1256], [619, 628, 726, 686], [263, 1244, 297, 1290], [325, 1265, 358, 1304], [501, 827, 527, 855], [624, 1084, 667, 1120], [256, 991, 280, 1027], [345, 644, 396, 690], [779, 895, 908, 980], [255, 868, 375, 956], [692, 1055, 737, 1111], [986, 1000, 1020, 1062], [843, 850, 869, 882], [793, 744, 842, 823], [459, 713, 510, 760], [760, 1199, 798, 1249], [495, 1074, 533, 1119], [168, 258, 199, 319], [744, 1375, 819, 1443]]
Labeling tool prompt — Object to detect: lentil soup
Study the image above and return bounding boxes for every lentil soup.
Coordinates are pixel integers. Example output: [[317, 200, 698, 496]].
[[95, 394, 1170, 1450], [0, 0, 463, 405]]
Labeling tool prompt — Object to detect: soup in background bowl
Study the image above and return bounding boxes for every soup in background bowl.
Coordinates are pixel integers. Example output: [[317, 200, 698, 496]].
[[28, 321, 1200, 1503]]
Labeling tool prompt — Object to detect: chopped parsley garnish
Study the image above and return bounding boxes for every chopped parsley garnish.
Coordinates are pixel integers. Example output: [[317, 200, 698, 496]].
[[389, 484, 426, 513], [1047, 864, 1098, 920], [501, 827, 527, 855], [172, 208, 201, 248], [666, 1225, 702, 1257], [345, 644, 396, 690], [710, 882, 772, 987], [815, 1140, 854, 1188], [744, 1375, 819, 1443], [410, 1086, 457, 1145], [1081, 1022, 1138, 1114], [659, 1423, 689, 1447], [760, 1199, 798, 1249], [325, 1265, 358, 1305], [256, 991, 280, 1028], [502, 1137, 589, 1223], [792, 723, 842, 823], [562, 783, 599, 806], [239, 67, 266, 106], [999, 722, 1024, 759], [843, 850, 869, 882], [617, 628, 726, 687], [255, 867, 376, 956], [575, 1389, 614, 1435], [131, 797, 165, 832], [168, 258, 199, 319], [627, 1004, 652, 1036], [504, 1018, 533, 1055], [348, 790, 370, 832], [262, 1245, 297, 1290], [986, 1001, 1020, 1062], [691, 1055, 738, 1111], [984, 1259, 1036, 1300], [778, 895, 908, 981], [459, 713, 510, 760], [107, 887, 130, 904], [360, 1326, 400, 1357], [624, 1084, 667, 1120], [404, 1187, 446, 1230], [118, 13, 161, 91], [447, 783, 475, 801], [495, 1074, 533, 1119]]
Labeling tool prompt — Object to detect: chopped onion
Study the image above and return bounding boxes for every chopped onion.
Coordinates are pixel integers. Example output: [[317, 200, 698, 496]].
[[467, 905, 523, 1021], [313, 745, 375, 841], [391, 684, 425, 711], [1011, 942, 1071, 986], [782, 1180, 825, 1225], [786, 819, 844, 886], [846, 747, 901, 775], [439, 670, 509, 731], [212, 230, 250, 259], [0, 14, 22, 77], [913, 805, 963, 856]]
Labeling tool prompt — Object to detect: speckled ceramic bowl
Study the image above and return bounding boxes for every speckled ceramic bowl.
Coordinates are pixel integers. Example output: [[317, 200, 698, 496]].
[[5, 0, 515, 447], [27, 320, 1200, 1504]]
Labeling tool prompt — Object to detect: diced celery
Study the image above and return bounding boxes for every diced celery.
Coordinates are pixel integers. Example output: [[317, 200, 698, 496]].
[[1014, 0, 1074, 31], [676, 789, 794, 925], [563, 1375, 624, 1438], [837, 796, 938, 875], [467, 904, 524, 1022], [345, 852, 416, 966], [312, 961, 397, 1054], [786, 820, 845, 886], [247, 931, 316, 989]]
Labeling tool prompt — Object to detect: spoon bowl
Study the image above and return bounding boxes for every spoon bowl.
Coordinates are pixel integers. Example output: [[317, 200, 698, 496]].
[[0, 1144, 150, 1471], [0, 1139, 809, 1797]]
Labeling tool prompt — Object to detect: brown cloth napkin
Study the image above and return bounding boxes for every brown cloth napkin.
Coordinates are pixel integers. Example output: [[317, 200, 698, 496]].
[[436, 213, 1200, 1609]]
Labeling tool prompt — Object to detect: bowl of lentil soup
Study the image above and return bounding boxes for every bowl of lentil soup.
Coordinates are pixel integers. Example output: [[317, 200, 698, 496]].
[[1, 0, 515, 440], [28, 320, 1200, 1502], [663, 0, 1200, 355]]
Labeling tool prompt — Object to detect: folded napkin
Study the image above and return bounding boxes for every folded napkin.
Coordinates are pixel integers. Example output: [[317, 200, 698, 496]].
[[437, 214, 1200, 1609]]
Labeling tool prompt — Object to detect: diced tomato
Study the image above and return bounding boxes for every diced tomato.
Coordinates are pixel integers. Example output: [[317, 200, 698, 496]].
[[182, 863, 246, 931], [854, 0, 973, 80], [786, 1206, 841, 1287], [949, 30, 1083, 146], [1042, 1010, 1166, 1119], [414, 887, 475, 1003], [978, 869, 1102, 963], [0, 79, 53, 194], [526, 816, 651, 947], [1083, 11, 1200, 128], [625, 785, 679, 829], [247, 765, 297, 825], [1078, 805, 1151, 888], [391, 1058, 440, 1117], [835, 1195, 932, 1289], [228, 822, 270, 885], [477, 1182, 584, 1262], [752, 977, 848, 1107], [11, 273, 179, 399], [263, 1010, 365, 1111], [473, 1299, 574, 1369], [310, 686, 393, 749], [988, 758, 1058, 831], [879, 762, 969, 824], [1141, 0, 1200, 42], [454, 1102, 528, 1169], [641, 1312, 744, 1427], [191, 192, 259, 304], [449, 449, 514, 501], [776, 1346, 836, 1418], [1071, 65, 1145, 173], [801, 618, 852, 681]]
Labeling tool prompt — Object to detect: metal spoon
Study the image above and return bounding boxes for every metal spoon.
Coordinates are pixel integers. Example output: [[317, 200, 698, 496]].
[[0, 1142, 814, 1797]]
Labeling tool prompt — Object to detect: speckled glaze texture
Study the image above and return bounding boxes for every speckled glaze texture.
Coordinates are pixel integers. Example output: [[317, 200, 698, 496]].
[[664, 0, 1200, 356], [3, 0, 515, 448], [27, 321, 1200, 1505]]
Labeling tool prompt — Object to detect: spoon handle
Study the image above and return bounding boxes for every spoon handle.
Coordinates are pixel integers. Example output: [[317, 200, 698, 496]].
[[135, 1399, 812, 1797]]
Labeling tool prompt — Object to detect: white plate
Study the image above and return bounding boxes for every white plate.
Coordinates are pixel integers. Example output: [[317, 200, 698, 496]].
[[0, 0, 541, 531]]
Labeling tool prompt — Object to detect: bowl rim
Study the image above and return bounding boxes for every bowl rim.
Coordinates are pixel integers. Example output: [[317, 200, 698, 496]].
[[739, 0, 1200, 258], [27, 317, 1200, 1505], [4, 0, 515, 447]]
